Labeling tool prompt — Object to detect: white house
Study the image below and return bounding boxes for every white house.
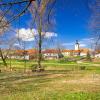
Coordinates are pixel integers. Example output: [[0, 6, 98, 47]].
[[42, 49, 59, 59], [42, 40, 90, 59], [95, 53, 100, 58]]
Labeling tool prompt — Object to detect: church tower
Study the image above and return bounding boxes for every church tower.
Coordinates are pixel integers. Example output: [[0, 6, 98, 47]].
[[75, 40, 79, 50]]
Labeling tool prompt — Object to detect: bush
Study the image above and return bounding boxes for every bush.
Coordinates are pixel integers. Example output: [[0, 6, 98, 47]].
[[58, 58, 67, 63], [30, 64, 37, 72], [86, 52, 92, 61], [80, 66, 86, 70], [30, 64, 45, 72]]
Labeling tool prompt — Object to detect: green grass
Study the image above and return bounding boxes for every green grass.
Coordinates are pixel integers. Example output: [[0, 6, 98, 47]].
[[0, 70, 100, 100], [0, 59, 100, 100], [0, 59, 99, 67]]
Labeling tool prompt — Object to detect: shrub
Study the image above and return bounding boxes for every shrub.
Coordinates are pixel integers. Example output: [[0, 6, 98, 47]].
[[58, 58, 67, 63], [86, 52, 92, 61], [80, 66, 86, 70], [30, 64, 37, 72], [30, 64, 45, 72]]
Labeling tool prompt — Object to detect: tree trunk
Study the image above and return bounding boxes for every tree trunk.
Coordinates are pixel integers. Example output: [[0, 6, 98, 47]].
[[37, 19, 44, 71], [38, 26, 42, 70], [10, 55, 12, 70], [24, 54, 27, 73], [0, 48, 7, 68], [23, 42, 27, 73]]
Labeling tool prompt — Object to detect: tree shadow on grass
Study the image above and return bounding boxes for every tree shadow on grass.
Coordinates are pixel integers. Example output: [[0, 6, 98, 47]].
[[0, 69, 76, 94]]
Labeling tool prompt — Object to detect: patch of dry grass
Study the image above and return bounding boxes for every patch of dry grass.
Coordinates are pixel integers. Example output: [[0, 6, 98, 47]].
[[0, 66, 100, 100]]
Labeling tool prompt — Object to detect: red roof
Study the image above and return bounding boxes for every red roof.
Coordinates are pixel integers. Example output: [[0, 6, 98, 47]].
[[73, 50, 81, 53], [43, 49, 81, 53], [16, 48, 91, 55], [95, 50, 100, 53], [16, 49, 38, 55], [62, 50, 71, 52], [42, 49, 59, 54], [27, 49, 38, 55], [16, 50, 25, 55], [62, 50, 81, 53], [80, 48, 89, 53]]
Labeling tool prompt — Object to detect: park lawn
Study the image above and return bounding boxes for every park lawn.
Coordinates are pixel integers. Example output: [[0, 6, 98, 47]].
[[0, 62, 100, 100], [0, 59, 99, 69]]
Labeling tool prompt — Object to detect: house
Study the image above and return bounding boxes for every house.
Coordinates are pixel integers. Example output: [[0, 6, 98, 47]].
[[5, 41, 97, 60], [62, 50, 81, 57], [27, 49, 38, 59], [80, 48, 90, 57], [42, 40, 90, 59], [62, 50, 71, 56], [74, 40, 90, 57], [15, 50, 29, 60], [15, 49, 59, 60], [95, 50, 100, 58], [42, 49, 59, 59], [95, 54, 100, 58], [62, 41, 90, 57], [9, 49, 37, 60]]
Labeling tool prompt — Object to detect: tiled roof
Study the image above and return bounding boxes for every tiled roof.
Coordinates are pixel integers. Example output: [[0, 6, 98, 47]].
[[27, 49, 38, 55], [80, 48, 89, 53], [95, 50, 100, 53], [62, 50, 71, 52], [16, 49, 38, 55], [42, 49, 59, 54], [16, 48, 91, 55], [62, 50, 81, 53], [16, 50, 25, 54]]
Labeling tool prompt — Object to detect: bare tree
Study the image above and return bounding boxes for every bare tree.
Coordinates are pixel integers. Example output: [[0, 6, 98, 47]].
[[29, 0, 56, 71], [0, 15, 10, 68], [56, 40, 64, 59], [89, 0, 100, 50], [0, 34, 16, 69], [0, 0, 56, 71], [0, 0, 35, 27]]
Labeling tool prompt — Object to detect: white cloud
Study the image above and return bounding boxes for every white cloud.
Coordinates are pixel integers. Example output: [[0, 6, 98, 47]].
[[79, 44, 87, 47], [16, 28, 34, 41], [44, 32, 57, 38], [79, 38, 95, 47], [13, 43, 22, 49], [16, 28, 57, 41], [79, 38, 94, 44], [62, 42, 74, 46]]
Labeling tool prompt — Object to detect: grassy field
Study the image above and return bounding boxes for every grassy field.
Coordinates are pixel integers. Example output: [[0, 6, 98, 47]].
[[0, 59, 100, 100]]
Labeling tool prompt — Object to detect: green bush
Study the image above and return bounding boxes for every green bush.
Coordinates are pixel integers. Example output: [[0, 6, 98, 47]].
[[86, 52, 92, 61], [80, 66, 86, 70], [58, 58, 67, 63], [30, 64, 37, 72]]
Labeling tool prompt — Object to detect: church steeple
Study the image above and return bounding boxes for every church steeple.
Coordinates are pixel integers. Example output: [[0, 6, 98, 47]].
[[75, 40, 79, 50], [76, 40, 79, 44]]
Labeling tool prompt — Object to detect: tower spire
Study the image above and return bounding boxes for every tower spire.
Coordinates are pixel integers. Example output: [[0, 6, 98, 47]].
[[75, 40, 79, 50], [76, 40, 79, 44]]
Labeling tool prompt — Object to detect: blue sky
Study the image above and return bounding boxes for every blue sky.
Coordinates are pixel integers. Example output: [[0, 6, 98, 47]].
[[55, 0, 91, 48], [3, 0, 94, 50]]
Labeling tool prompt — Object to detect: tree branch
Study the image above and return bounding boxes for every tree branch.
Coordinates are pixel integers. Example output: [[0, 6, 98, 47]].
[[0, 0, 32, 6]]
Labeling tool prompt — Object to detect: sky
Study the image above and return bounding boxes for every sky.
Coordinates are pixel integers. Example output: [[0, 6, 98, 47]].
[[1, 0, 95, 50], [55, 0, 92, 49]]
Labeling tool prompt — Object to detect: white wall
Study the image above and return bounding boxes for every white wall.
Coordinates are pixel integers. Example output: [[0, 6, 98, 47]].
[[80, 53, 87, 57], [95, 54, 100, 58]]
